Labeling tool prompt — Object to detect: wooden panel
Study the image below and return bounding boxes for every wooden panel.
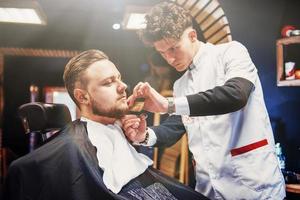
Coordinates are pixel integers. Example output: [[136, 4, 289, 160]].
[[152, 90, 173, 169], [203, 17, 228, 38], [0, 48, 80, 58], [190, 0, 211, 18], [207, 26, 231, 44], [186, 0, 232, 44], [152, 112, 160, 169], [179, 134, 188, 183], [195, 0, 219, 24], [176, 0, 187, 5], [200, 7, 223, 30], [215, 34, 232, 44], [182, 0, 198, 10], [159, 139, 182, 177]]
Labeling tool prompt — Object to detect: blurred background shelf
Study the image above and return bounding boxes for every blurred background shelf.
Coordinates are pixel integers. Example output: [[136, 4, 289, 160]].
[[277, 79, 300, 87], [276, 36, 300, 86]]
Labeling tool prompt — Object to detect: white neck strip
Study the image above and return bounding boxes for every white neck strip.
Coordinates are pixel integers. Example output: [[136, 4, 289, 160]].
[[81, 117, 153, 193]]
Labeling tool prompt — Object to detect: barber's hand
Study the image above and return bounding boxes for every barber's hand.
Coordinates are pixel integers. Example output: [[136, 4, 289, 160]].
[[128, 82, 168, 113], [121, 114, 148, 143]]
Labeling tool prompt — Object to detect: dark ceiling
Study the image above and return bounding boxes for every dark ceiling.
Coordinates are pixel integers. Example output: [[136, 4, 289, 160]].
[[0, 0, 166, 91], [0, 0, 162, 51]]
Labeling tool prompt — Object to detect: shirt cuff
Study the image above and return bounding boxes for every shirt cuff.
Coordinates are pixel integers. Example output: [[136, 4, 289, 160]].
[[174, 96, 190, 115], [143, 128, 157, 146]]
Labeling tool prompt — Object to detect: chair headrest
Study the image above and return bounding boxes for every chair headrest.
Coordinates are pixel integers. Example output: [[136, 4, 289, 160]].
[[18, 102, 72, 133]]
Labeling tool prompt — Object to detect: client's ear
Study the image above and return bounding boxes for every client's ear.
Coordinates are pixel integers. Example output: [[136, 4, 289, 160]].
[[74, 88, 89, 104]]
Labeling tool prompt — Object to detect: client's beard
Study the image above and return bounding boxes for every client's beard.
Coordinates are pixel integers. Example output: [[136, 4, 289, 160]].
[[91, 97, 128, 119]]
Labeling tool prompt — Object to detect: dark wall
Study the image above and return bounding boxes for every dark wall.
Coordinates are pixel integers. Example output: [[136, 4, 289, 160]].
[[3, 56, 69, 155], [219, 0, 300, 172]]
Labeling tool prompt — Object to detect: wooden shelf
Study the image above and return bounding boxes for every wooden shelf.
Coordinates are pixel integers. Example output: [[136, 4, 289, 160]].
[[286, 184, 300, 194], [276, 36, 300, 86], [277, 79, 300, 87]]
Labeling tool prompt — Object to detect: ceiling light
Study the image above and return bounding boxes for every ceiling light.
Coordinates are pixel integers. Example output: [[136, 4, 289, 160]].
[[123, 5, 149, 30], [0, 0, 46, 25], [112, 23, 121, 30], [125, 13, 146, 30]]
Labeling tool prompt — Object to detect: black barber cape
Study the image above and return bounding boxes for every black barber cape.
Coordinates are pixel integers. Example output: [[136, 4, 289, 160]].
[[4, 120, 207, 200]]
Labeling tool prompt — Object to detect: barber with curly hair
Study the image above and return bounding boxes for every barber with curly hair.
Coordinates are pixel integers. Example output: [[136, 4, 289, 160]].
[[122, 2, 285, 200]]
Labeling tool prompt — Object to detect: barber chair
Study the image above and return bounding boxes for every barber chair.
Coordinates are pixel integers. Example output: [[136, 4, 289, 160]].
[[4, 102, 208, 200], [18, 102, 72, 148]]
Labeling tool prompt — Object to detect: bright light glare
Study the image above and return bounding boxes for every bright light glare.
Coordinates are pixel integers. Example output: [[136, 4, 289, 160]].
[[112, 23, 121, 30], [0, 7, 42, 24], [126, 13, 146, 29]]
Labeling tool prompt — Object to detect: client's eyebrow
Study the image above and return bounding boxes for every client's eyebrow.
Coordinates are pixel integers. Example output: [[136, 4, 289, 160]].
[[100, 74, 122, 84]]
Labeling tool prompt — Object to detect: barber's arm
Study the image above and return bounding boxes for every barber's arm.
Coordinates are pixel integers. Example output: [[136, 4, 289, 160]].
[[123, 77, 253, 146], [178, 77, 253, 116], [127, 77, 253, 116], [121, 114, 186, 148], [150, 115, 186, 148], [123, 76, 253, 146]]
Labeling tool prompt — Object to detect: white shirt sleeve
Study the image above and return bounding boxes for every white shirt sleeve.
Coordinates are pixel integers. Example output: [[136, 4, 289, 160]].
[[136, 127, 157, 146], [174, 96, 190, 115], [146, 128, 157, 146]]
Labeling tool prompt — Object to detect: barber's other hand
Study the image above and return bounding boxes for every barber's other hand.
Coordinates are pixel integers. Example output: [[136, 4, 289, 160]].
[[128, 82, 168, 113], [121, 114, 147, 143]]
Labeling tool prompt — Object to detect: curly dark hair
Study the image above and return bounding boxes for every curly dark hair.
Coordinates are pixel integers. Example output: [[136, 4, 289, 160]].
[[139, 2, 192, 45]]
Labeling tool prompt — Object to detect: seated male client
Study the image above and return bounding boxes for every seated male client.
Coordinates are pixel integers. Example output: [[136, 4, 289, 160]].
[[4, 49, 207, 200]]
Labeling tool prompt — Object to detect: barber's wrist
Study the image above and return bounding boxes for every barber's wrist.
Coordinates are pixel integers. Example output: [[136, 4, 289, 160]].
[[139, 129, 149, 145], [161, 98, 169, 113], [166, 97, 176, 114]]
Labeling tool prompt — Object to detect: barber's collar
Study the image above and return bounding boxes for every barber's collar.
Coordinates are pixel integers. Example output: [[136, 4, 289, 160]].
[[188, 64, 196, 71], [189, 41, 205, 71]]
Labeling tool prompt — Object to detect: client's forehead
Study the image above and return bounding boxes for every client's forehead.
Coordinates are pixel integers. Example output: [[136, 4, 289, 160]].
[[85, 59, 120, 81]]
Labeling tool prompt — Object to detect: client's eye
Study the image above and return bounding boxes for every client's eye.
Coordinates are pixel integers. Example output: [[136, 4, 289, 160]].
[[104, 79, 113, 86]]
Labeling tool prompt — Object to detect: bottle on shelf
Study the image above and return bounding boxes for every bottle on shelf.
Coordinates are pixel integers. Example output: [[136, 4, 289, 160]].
[[275, 143, 286, 170]]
